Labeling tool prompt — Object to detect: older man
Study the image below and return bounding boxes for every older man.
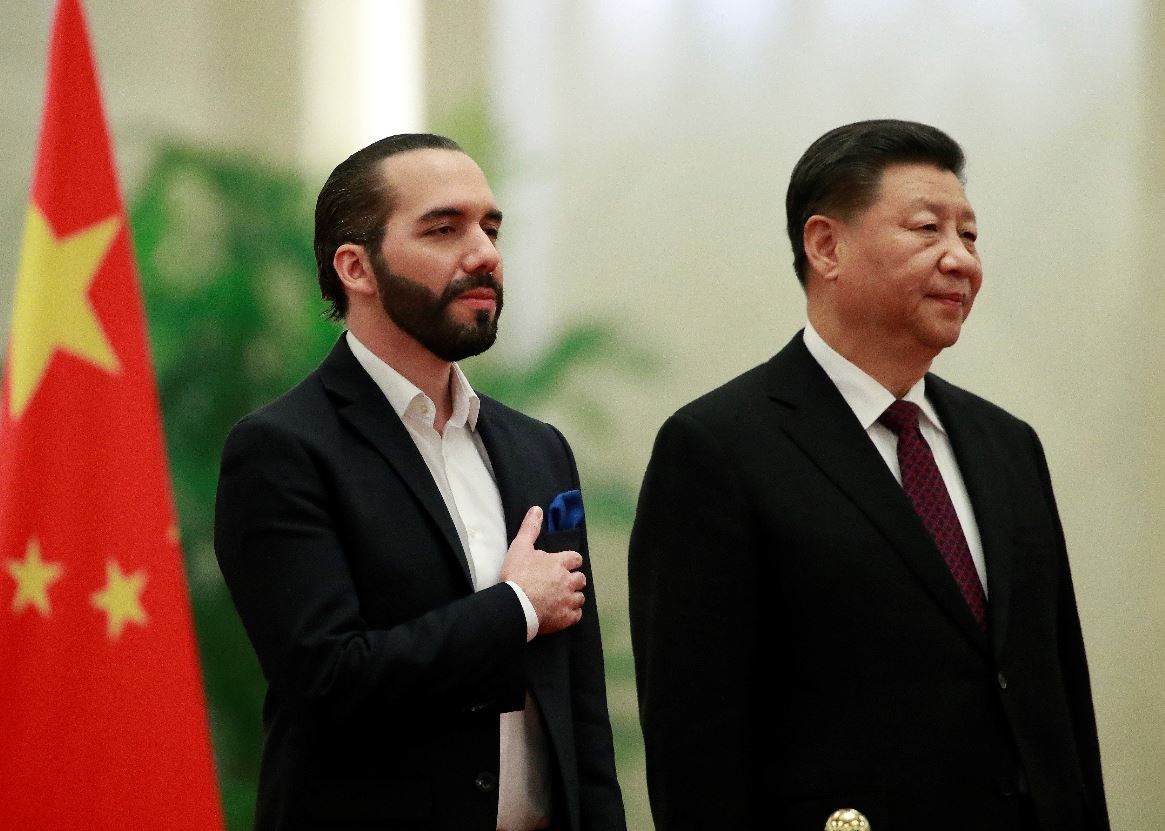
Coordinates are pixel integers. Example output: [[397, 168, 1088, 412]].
[[630, 119, 1108, 831]]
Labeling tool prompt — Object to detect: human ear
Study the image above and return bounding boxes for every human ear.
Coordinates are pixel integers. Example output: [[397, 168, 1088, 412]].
[[803, 215, 843, 282], [333, 243, 379, 301]]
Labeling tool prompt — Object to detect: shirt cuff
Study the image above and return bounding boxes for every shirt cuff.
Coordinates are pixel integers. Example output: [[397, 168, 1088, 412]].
[[505, 581, 539, 642]]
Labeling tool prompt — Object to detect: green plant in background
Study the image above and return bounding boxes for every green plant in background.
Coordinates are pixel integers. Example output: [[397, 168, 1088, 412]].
[[468, 321, 654, 531], [131, 143, 339, 828], [131, 141, 651, 830]]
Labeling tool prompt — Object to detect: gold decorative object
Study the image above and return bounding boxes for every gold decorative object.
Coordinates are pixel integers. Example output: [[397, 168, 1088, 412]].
[[825, 808, 870, 831]]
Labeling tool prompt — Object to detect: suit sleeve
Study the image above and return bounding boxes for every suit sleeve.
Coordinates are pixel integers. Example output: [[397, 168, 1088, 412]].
[[550, 426, 628, 831], [1029, 426, 1111, 831], [214, 414, 528, 724], [629, 412, 762, 829]]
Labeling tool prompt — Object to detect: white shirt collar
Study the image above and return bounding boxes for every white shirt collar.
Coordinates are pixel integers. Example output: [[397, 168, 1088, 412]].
[[801, 320, 946, 435], [345, 331, 481, 430]]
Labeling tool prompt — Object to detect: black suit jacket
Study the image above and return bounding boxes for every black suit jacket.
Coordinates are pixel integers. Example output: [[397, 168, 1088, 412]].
[[628, 332, 1108, 831], [215, 337, 625, 831]]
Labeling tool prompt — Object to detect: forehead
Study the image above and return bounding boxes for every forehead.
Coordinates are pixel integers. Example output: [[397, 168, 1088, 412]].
[[379, 149, 497, 219], [869, 162, 975, 220]]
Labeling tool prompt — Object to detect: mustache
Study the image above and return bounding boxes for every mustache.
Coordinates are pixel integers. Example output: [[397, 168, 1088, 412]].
[[439, 272, 502, 305]]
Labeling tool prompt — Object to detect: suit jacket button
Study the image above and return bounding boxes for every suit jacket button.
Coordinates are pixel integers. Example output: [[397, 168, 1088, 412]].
[[997, 671, 1008, 690], [475, 771, 498, 793], [999, 776, 1017, 797]]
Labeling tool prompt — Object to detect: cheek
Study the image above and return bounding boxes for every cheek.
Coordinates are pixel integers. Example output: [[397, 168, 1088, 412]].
[[963, 273, 983, 316], [409, 251, 455, 283], [968, 264, 984, 297]]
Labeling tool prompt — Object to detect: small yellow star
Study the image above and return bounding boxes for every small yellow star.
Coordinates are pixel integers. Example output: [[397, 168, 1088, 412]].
[[7, 204, 122, 420], [6, 538, 64, 616], [91, 559, 148, 640]]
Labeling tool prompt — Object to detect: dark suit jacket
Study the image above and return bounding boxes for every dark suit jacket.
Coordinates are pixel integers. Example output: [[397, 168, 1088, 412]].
[[215, 337, 625, 831], [628, 332, 1108, 831]]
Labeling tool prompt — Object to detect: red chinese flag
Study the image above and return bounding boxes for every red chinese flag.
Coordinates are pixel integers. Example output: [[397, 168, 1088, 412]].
[[0, 1, 225, 827]]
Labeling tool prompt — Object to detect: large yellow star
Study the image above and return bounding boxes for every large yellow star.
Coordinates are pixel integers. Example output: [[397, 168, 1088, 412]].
[[7, 204, 122, 420], [6, 538, 64, 617], [91, 559, 148, 640]]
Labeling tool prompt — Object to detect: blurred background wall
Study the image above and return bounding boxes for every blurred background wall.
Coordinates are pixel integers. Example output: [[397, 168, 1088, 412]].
[[3, 1, 1163, 828]]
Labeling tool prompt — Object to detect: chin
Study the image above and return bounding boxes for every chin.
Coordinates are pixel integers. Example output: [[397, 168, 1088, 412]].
[[933, 305, 971, 336], [930, 327, 965, 350], [913, 319, 966, 353]]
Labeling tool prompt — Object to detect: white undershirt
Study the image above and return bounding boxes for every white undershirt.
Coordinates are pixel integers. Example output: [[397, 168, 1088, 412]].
[[346, 332, 551, 831], [801, 323, 988, 594]]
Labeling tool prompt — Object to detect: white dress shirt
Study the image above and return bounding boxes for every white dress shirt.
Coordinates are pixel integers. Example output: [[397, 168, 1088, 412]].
[[346, 332, 551, 831], [801, 323, 988, 594]]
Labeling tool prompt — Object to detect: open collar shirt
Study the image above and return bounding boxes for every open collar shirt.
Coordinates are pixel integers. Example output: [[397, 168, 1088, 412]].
[[346, 331, 550, 831]]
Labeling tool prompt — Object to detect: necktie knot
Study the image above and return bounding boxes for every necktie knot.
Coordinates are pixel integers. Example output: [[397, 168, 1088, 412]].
[[879, 399, 922, 436]]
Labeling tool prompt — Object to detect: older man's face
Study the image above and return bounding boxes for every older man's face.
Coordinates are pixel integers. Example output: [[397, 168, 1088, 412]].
[[831, 163, 982, 358]]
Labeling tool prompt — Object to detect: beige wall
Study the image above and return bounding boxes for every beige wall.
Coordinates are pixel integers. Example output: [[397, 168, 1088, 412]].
[[3, 1, 1161, 827], [0, 0, 305, 345], [439, 2, 1164, 827]]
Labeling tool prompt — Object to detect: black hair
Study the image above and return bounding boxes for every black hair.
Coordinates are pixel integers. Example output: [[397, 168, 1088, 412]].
[[314, 133, 463, 320], [786, 119, 965, 286]]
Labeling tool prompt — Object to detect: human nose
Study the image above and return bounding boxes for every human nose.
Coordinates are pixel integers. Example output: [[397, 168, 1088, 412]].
[[938, 232, 980, 276], [462, 227, 501, 275]]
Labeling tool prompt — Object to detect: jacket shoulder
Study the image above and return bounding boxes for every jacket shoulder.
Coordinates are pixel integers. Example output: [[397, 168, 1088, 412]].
[[226, 369, 336, 446], [478, 393, 552, 432], [477, 393, 573, 455], [668, 332, 811, 426], [673, 361, 772, 425], [926, 373, 1035, 435]]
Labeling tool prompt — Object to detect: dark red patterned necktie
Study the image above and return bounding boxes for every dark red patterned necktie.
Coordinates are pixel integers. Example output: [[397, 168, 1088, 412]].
[[879, 400, 987, 630]]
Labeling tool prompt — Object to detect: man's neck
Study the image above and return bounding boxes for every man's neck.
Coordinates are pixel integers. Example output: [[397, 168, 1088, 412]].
[[807, 310, 934, 399], [348, 317, 456, 431]]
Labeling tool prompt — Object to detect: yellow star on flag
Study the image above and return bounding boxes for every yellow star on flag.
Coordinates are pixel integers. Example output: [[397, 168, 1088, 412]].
[[91, 559, 148, 640], [6, 538, 64, 617], [7, 204, 122, 420]]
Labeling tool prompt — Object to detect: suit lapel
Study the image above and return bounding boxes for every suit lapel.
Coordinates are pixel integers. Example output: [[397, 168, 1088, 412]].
[[926, 377, 1015, 655], [317, 337, 473, 588], [767, 334, 990, 653], [475, 398, 540, 542], [476, 398, 573, 690]]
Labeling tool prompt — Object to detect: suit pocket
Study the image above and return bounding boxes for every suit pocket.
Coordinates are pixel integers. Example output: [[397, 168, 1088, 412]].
[[538, 528, 583, 553]]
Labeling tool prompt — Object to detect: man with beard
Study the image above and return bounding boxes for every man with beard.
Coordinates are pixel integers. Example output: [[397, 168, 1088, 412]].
[[214, 134, 626, 831]]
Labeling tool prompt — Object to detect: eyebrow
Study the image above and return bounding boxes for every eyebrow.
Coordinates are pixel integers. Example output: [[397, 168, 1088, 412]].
[[417, 206, 504, 224]]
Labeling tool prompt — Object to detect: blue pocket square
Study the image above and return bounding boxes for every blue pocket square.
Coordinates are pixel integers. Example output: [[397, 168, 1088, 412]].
[[546, 489, 584, 532]]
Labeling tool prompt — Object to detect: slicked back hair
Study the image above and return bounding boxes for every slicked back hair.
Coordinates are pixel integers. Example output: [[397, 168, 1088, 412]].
[[314, 133, 464, 320], [786, 119, 965, 287]]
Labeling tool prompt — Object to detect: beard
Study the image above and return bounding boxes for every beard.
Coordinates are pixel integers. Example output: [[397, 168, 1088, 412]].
[[370, 252, 503, 362]]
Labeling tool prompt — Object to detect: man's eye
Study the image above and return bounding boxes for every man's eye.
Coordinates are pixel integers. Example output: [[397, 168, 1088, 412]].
[[961, 230, 978, 242], [919, 223, 939, 232], [484, 227, 501, 240], [427, 226, 454, 236]]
